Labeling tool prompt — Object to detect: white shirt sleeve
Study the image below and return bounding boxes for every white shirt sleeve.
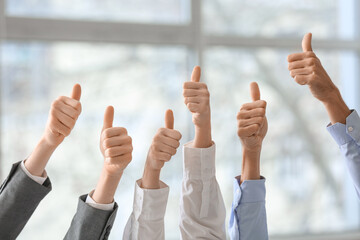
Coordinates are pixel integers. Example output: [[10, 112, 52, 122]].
[[85, 190, 115, 211], [20, 160, 47, 185], [180, 141, 226, 240], [123, 179, 169, 240]]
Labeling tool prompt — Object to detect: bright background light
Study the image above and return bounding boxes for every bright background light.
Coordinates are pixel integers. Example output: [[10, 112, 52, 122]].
[[1, 0, 359, 239]]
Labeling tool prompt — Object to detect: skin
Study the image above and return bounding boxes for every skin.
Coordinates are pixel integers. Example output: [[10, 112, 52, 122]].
[[183, 66, 212, 148], [92, 106, 133, 204], [237, 82, 268, 184], [141, 109, 182, 189], [25, 84, 82, 177], [287, 33, 351, 124]]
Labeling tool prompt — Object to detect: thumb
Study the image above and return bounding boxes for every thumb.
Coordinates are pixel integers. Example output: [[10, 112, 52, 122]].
[[165, 109, 174, 129], [71, 83, 82, 101], [191, 66, 201, 82], [250, 82, 260, 101], [302, 32, 313, 52], [103, 106, 114, 130]]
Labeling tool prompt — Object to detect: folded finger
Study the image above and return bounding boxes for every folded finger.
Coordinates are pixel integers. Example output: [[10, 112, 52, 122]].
[[183, 89, 208, 97], [183, 81, 207, 90], [105, 145, 133, 158], [290, 67, 314, 78], [55, 101, 79, 120], [184, 97, 201, 105], [238, 117, 264, 128], [294, 75, 312, 85], [102, 127, 128, 138], [240, 100, 267, 111], [54, 111, 76, 129], [237, 124, 259, 137], [237, 108, 266, 120], [103, 135, 132, 148]]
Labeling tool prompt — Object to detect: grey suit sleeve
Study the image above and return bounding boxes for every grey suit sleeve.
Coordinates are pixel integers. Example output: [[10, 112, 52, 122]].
[[0, 161, 52, 240], [64, 195, 118, 240]]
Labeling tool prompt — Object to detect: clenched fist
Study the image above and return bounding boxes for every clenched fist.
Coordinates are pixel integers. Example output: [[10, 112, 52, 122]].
[[287, 33, 338, 102], [43, 84, 82, 147], [237, 82, 268, 152], [146, 110, 182, 170], [183, 66, 211, 129], [100, 106, 133, 176]]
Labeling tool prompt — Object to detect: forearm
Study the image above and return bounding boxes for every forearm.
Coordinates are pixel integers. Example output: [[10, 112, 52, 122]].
[[241, 148, 261, 184], [193, 125, 212, 148], [323, 88, 351, 125], [25, 137, 57, 177], [141, 164, 161, 189], [92, 167, 122, 204]]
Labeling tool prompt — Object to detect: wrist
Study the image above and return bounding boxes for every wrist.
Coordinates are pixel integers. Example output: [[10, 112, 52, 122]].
[[322, 89, 351, 124], [92, 167, 121, 204], [321, 87, 341, 105], [101, 166, 123, 181], [242, 145, 262, 154], [193, 125, 212, 148], [39, 136, 59, 150], [142, 162, 161, 189], [240, 148, 261, 184], [194, 120, 211, 130], [41, 134, 60, 149], [25, 137, 58, 177]]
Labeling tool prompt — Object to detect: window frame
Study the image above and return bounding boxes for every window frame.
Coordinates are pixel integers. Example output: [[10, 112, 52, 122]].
[[0, 0, 359, 238]]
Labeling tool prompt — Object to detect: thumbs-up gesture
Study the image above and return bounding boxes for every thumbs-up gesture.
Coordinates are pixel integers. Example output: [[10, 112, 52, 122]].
[[287, 33, 338, 102], [43, 84, 82, 147], [145, 110, 182, 171], [237, 82, 268, 151], [183, 66, 211, 129], [100, 106, 133, 176]]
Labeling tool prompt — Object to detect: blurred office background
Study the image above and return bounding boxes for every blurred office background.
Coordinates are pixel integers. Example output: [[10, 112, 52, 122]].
[[1, 0, 360, 239]]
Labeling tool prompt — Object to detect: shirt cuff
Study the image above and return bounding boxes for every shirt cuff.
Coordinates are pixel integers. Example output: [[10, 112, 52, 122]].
[[327, 110, 360, 146], [20, 160, 47, 185], [132, 179, 169, 221], [233, 176, 266, 207], [85, 190, 115, 211], [182, 141, 216, 180], [345, 110, 360, 144]]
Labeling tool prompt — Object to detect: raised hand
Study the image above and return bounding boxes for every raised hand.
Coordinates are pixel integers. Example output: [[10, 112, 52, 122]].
[[100, 106, 133, 177], [183, 66, 212, 148], [287, 33, 350, 124], [183, 66, 211, 128], [237, 82, 268, 152], [92, 106, 133, 204], [146, 110, 181, 170], [287, 33, 338, 102], [142, 110, 182, 189], [25, 84, 82, 176], [43, 84, 82, 147]]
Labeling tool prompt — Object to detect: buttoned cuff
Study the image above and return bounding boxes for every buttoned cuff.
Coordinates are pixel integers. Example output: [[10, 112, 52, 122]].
[[233, 176, 266, 207], [345, 110, 360, 144], [132, 179, 169, 221], [183, 141, 216, 180], [327, 110, 360, 146], [20, 160, 47, 185], [85, 190, 115, 211]]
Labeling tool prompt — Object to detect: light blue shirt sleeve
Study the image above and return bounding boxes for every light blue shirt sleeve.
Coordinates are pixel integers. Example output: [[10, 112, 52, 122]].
[[327, 110, 360, 199], [229, 176, 268, 240]]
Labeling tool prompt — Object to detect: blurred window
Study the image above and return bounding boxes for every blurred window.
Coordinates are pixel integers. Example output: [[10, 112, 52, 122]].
[[1, 0, 359, 239]]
